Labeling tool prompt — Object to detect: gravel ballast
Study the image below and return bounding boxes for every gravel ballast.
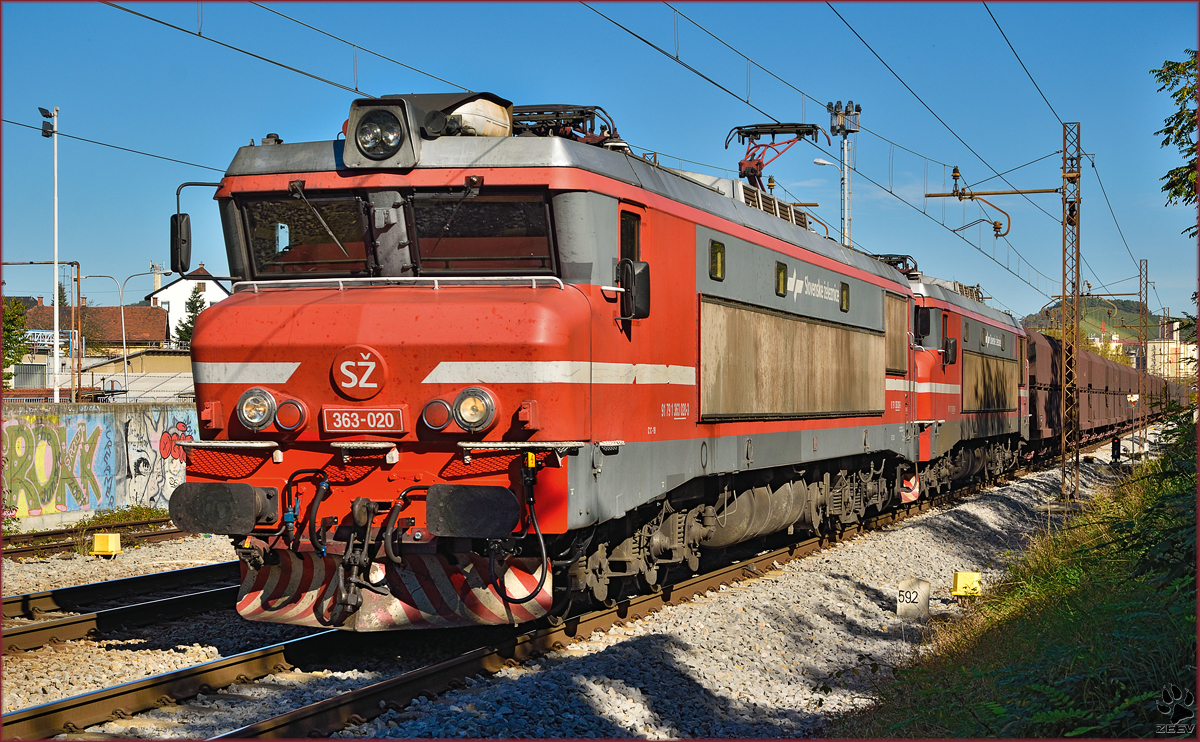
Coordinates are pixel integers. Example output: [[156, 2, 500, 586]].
[[9, 430, 1155, 738], [334, 437, 1145, 739], [2, 534, 237, 596]]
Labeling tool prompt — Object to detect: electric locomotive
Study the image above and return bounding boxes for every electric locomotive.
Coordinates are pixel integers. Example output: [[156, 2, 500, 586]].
[[166, 91, 1172, 632]]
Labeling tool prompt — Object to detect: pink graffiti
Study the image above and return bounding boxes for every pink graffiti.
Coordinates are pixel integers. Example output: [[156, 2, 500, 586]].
[[159, 422, 194, 462]]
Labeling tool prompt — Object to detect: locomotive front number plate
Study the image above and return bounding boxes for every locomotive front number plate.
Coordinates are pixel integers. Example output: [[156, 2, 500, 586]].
[[322, 407, 406, 433]]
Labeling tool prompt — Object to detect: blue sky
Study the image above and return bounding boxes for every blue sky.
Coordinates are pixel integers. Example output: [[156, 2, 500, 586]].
[[3, 2, 1196, 320]]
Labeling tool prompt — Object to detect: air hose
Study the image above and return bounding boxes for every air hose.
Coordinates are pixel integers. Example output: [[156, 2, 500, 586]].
[[489, 505, 549, 604], [489, 453, 550, 604], [307, 477, 332, 556], [381, 485, 429, 564]]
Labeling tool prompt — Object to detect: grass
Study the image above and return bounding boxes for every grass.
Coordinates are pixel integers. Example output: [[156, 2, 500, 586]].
[[68, 506, 173, 556], [2, 506, 172, 557], [833, 406, 1197, 738]]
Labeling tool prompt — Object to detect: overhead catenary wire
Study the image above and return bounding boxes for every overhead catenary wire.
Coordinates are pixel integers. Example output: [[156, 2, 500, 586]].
[[587, 3, 1053, 298], [580, 3, 779, 122], [248, 3, 471, 92], [3, 119, 225, 173], [104, 2, 377, 98], [827, 3, 1062, 231], [982, 2, 1063, 126], [662, 2, 952, 168], [969, 150, 1061, 188], [983, 3, 1149, 299]]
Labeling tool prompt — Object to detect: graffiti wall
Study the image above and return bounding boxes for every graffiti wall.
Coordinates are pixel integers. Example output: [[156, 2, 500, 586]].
[[2, 403, 196, 525]]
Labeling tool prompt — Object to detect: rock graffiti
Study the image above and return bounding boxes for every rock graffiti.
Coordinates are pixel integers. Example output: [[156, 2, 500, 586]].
[[1, 416, 106, 517], [1, 403, 197, 524]]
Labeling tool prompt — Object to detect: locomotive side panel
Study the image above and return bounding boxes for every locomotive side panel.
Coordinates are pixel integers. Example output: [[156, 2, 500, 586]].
[[699, 298, 884, 419], [962, 353, 1019, 413]]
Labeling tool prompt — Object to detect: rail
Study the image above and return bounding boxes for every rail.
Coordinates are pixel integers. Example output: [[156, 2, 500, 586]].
[[4, 425, 1150, 739], [3, 586, 240, 653], [3, 519, 190, 558], [233, 275, 566, 293], [2, 518, 172, 549], [3, 561, 239, 618]]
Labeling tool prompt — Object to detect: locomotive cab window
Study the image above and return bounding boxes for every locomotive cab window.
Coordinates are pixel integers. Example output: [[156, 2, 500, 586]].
[[839, 282, 850, 312], [244, 194, 371, 277], [620, 210, 641, 261], [413, 193, 553, 275], [709, 240, 725, 281], [775, 262, 787, 296]]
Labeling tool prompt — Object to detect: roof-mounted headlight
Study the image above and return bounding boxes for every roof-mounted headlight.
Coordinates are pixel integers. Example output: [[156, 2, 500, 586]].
[[355, 110, 404, 161], [342, 100, 418, 170], [341, 93, 513, 170], [237, 388, 277, 431]]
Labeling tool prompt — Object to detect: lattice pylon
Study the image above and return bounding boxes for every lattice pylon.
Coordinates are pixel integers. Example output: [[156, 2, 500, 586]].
[[1060, 123, 1081, 501]]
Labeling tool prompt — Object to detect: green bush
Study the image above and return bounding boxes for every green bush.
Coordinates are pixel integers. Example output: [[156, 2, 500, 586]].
[[835, 407, 1197, 738]]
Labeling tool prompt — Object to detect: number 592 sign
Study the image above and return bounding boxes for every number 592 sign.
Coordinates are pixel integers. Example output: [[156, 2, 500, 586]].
[[330, 345, 388, 400]]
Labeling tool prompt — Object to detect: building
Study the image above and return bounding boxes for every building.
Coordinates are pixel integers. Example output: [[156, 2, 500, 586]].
[[1147, 338, 1198, 381], [144, 263, 230, 342], [23, 299, 169, 368]]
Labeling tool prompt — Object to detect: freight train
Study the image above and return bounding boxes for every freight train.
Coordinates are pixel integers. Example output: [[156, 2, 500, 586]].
[[167, 92, 1189, 631]]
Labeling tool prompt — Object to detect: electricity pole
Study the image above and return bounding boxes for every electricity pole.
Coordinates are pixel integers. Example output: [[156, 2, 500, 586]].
[[1060, 123, 1082, 501], [925, 122, 1085, 500]]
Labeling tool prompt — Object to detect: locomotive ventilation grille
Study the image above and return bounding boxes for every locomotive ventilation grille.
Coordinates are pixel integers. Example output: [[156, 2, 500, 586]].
[[323, 461, 378, 484], [186, 448, 270, 479], [440, 451, 551, 479], [741, 184, 810, 229]]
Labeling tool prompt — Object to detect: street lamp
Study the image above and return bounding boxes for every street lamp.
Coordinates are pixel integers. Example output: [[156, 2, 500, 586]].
[[83, 269, 172, 394], [40, 105, 60, 400], [813, 157, 844, 246]]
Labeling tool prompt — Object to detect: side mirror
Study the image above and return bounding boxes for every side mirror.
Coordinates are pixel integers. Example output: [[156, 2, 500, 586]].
[[943, 337, 958, 365], [914, 307, 931, 340], [617, 259, 650, 320], [171, 213, 191, 274]]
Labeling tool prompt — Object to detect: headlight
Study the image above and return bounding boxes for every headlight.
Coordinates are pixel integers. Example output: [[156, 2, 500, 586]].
[[355, 110, 404, 161], [237, 388, 277, 431], [452, 387, 496, 432]]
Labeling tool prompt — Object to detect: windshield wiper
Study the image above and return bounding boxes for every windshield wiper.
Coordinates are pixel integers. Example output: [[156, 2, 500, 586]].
[[288, 180, 349, 257], [428, 177, 482, 254]]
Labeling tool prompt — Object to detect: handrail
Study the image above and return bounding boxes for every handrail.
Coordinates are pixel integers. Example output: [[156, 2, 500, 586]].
[[233, 275, 565, 293]]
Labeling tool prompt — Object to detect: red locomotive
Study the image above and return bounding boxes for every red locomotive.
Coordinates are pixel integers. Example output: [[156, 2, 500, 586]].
[[168, 92, 1187, 631]]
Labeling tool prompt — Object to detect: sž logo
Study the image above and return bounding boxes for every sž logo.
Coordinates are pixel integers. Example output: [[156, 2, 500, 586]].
[[330, 344, 388, 400]]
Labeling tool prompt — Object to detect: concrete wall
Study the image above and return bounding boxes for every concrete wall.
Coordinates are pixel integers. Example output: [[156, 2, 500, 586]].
[[2, 403, 197, 531]]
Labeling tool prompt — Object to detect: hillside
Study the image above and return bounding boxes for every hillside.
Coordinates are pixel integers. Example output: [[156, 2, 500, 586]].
[[1022, 299, 1177, 342]]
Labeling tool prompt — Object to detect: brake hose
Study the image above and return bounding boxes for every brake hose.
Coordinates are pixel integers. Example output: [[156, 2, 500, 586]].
[[489, 504, 549, 604], [381, 485, 429, 564], [307, 477, 332, 556]]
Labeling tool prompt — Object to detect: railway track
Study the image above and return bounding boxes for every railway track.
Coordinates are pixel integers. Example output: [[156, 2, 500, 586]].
[[2, 562, 240, 653], [3, 431, 1143, 740], [2, 517, 189, 558], [1, 488, 959, 740]]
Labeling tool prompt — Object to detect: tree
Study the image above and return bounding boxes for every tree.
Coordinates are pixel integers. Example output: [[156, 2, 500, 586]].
[[3, 298, 31, 387], [1151, 49, 1197, 239], [175, 284, 207, 345]]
